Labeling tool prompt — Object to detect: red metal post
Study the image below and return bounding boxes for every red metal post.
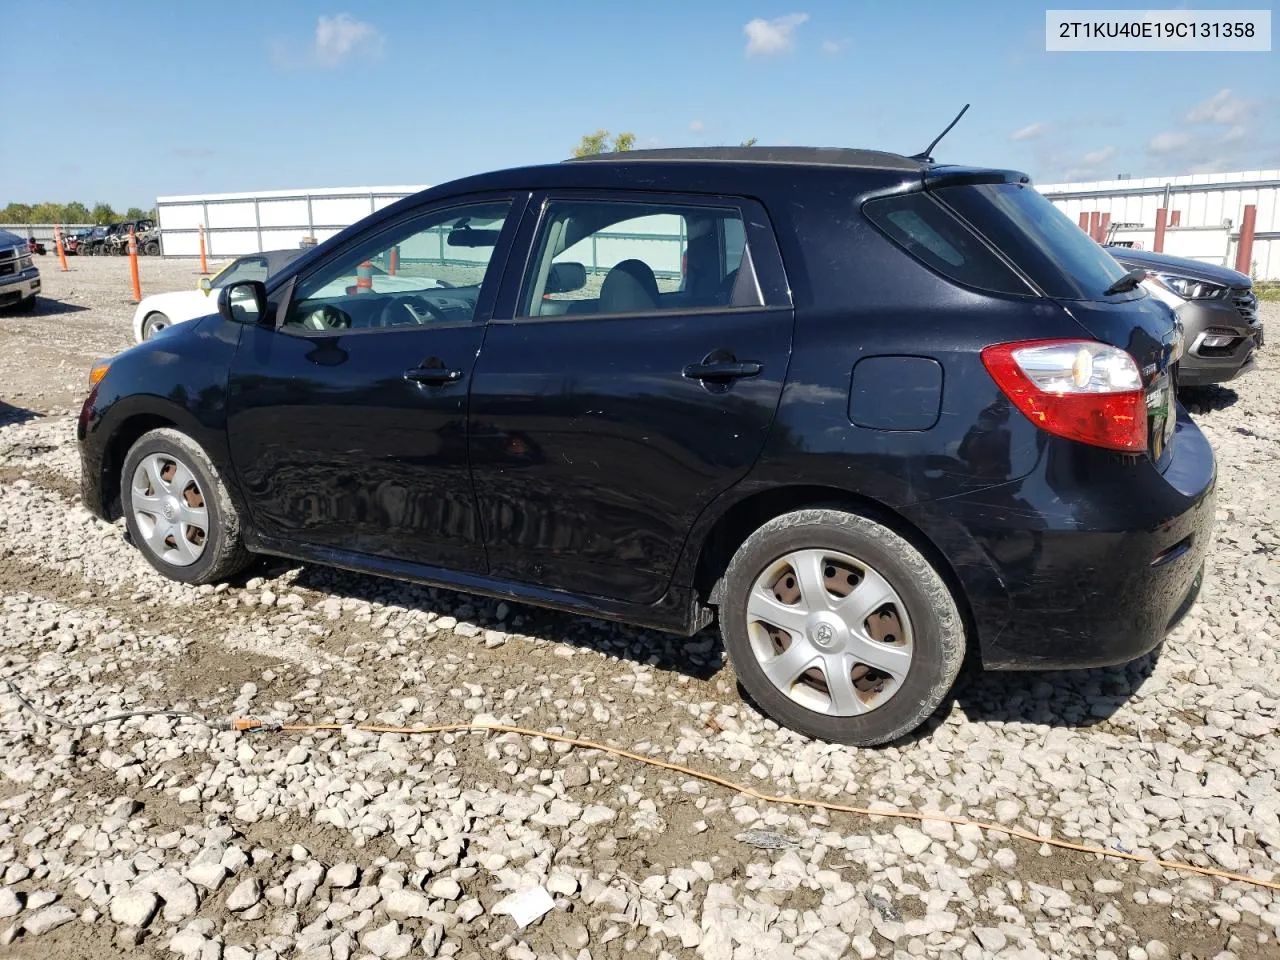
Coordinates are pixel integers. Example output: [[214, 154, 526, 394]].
[[1088, 211, 1101, 242], [389, 245, 399, 276], [1098, 212, 1112, 243], [54, 226, 69, 272], [1170, 210, 1181, 227], [1235, 204, 1257, 275], [1153, 208, 1167, 253], [198, 224, 209, 275], [1078, 212, 1090, 231]]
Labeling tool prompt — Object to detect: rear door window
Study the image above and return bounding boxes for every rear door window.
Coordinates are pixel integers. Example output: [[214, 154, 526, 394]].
[[862, 192, 1031, 297], [938, 181, 1133, 301]]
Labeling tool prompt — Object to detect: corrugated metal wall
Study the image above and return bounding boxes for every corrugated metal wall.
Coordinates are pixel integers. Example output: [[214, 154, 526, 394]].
[[1039, 170, 1280, 279], [155, 187, 429, 257]]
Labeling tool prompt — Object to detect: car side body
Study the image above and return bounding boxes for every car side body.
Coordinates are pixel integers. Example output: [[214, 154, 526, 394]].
[[78, 148, 1216, 743]]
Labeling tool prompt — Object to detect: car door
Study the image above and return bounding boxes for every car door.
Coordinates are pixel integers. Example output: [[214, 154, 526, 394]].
[[226, 194, 526, 572], [469, 191, 794, 604]]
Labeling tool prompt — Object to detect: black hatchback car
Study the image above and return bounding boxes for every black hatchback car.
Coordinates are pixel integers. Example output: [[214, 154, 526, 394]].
[[77, 147, 1214, 745]]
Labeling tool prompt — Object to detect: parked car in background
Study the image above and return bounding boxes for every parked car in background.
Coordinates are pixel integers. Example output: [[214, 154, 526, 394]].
[[131, 249, 306, 341], [1106, 246, 1262, 387], [0, 229, 41, 313], [64, 228, 94, 255], [81, 147, 1213, 745], [27, 237, 46, 256]]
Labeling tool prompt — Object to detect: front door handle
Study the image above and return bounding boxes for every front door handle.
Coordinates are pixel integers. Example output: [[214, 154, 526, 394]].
[[683, 360, 763, 380], [404, 366, 463, 385]]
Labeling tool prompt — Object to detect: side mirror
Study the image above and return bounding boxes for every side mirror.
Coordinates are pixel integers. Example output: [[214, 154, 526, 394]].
[[217, 280, 267, 325], [198, 277, 212, 295], [545, 261, 587, 294]]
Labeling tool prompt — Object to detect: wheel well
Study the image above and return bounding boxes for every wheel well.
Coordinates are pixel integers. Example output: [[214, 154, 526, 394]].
[[692, 485, 977, 644], [99, 414, 175, 520]]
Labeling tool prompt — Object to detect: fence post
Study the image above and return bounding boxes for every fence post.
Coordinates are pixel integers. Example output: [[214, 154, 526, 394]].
[[1153, 208, 1167, 253], [1235, 204, 1257, 275], [198, 224, 209, 276]]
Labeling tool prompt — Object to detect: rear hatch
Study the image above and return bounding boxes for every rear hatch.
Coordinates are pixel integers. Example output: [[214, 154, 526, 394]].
[[929, 174, 1179, 468]]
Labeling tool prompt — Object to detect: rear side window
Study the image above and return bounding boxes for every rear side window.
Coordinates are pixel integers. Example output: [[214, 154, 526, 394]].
[[939, 182, 1131, 301], [863, 192, 1031, 297]]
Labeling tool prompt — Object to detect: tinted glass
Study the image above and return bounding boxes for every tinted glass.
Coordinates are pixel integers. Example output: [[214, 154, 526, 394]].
[[213, 257, 269, 288], [940, 182, 1131, 300], [282, 201, 510, 334], [520, 200, 762, 318], [863, 192, 1031, 296]]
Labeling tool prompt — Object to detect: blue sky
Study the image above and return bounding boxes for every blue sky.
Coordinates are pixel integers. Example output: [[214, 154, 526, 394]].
[[1, 1, 1276, 209]]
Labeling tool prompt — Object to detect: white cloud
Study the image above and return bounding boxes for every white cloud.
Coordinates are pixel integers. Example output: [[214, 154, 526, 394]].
[[1148, 131, 1193, 155], [1185, 88, 1255, 125], [1082, 146, 1115, 165], [1010, 122, 1048, 142], [313, 14, 384, 67], [744, 13, 809, 57], [1223, 125, 1248, 142], [820, 38, 849, 55], [688, 119, 704, 133]]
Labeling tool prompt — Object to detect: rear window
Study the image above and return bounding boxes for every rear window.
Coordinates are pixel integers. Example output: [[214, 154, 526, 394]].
[[862, 192, 1030, 297], [938, 182, 1131, 300]]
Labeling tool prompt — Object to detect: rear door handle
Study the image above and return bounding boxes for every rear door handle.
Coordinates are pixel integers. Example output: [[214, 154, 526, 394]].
[[683, 360, 763, 380], [404, 366, 463, 385]]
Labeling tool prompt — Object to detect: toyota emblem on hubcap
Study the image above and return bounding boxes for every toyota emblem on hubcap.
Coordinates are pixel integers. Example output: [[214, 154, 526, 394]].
[[162, 502, 176, 521], [812, 623, 834, 646]]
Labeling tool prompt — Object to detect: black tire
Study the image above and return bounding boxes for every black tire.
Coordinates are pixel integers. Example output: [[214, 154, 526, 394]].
[[719, 507, 965, 746], [121, 427, 252, 585], [143, 240, 160, 256], [142, 312, 170, 340]]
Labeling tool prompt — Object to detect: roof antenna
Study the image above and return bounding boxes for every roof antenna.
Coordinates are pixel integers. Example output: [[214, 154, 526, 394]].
[[909, 104, 970, 163]]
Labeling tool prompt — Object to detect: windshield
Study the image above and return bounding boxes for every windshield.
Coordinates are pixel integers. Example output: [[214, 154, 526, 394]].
[[938, 182, 1132, 300]]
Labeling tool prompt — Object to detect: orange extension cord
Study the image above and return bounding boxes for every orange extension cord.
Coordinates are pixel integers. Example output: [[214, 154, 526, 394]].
[[229, 718, 1280, 894]]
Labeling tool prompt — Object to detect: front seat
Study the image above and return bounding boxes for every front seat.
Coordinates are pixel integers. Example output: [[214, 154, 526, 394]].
[[598, 259, 659, 314]]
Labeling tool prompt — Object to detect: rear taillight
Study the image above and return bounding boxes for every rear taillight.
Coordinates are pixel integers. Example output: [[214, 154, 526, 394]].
[[981, 339, 1147, 452]]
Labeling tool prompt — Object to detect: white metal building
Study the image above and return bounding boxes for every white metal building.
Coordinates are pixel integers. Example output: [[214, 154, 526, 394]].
[[1039, 169, 1280, 279], [155, 186, 429, 258]]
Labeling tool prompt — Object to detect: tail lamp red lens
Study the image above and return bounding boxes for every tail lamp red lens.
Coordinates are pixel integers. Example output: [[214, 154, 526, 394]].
[[981, 339, 1147, 452]]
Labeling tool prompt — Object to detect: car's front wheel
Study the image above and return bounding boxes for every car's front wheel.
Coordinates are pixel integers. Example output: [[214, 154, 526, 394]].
[[121, 428, 252, 584], [720, 507, 965, 745], [141, 312, 170, 339]]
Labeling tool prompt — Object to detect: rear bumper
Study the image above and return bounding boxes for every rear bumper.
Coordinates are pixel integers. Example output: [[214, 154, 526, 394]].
[[916, 407, 1216, 670]]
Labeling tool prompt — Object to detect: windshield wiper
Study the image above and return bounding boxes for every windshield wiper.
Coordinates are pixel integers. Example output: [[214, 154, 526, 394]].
[[1103, 267, 1147, 297]]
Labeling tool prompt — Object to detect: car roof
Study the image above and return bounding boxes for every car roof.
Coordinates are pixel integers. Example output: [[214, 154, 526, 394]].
[[567, 146, 926, 172]]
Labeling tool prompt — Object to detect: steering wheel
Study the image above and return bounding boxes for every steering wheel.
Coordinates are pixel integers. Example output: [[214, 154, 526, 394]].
[[299, 304, 351, 332], [378, 294, 451, 327]]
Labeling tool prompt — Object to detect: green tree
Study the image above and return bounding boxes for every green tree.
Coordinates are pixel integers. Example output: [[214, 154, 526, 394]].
[[125, 207, 146, 221], [740, 137, 759, 147], [90, 202, 118, 225], [62, 202, 91, 224], [31, 202, 65, 223], [572, 129, 636, 157], [0, 203, 33, 224]]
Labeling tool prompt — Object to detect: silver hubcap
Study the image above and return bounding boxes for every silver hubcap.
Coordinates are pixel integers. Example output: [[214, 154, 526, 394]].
[[131, 453, 208, 567], [746, 548, 913, 716], [145, 317, 167, 338]]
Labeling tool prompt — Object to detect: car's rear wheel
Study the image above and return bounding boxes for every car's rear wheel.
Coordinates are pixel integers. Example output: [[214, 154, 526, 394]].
[[121, 428, 252, 585], [720, 507, 965, 745], [142, 312, 170, 339]]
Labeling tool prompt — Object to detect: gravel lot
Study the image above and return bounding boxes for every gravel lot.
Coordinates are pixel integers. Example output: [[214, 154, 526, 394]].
[[0, 257, 1277, 960]]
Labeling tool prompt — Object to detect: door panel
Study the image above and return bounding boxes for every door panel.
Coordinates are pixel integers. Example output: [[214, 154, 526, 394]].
[[228, 324, 486, 569], [470, 192, 794, 604], [226, 195, 525, 572]]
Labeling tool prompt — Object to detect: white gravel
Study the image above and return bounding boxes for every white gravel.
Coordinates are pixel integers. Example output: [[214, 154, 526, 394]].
[[0, 258, 1277, 958]]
